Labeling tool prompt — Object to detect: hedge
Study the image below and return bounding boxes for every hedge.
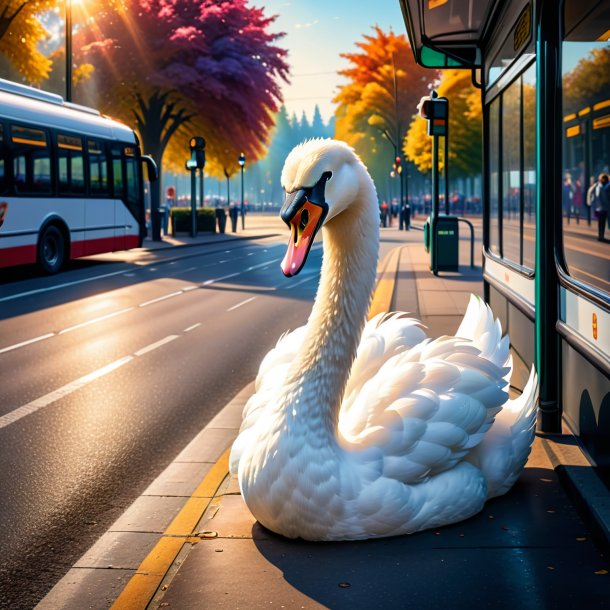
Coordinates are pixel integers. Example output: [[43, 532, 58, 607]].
[[170, 207, 217, 234]]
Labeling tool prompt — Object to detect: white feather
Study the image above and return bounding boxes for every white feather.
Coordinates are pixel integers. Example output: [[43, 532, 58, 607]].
[[230, 139, 538, 541]]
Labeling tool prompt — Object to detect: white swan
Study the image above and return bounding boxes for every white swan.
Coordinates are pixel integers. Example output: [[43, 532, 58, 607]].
[[230, 138, 538, 541]]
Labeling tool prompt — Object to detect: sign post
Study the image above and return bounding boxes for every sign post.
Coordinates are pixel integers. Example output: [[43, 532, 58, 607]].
[[187, 137, 206, 238], [417, 91, 449, 275]]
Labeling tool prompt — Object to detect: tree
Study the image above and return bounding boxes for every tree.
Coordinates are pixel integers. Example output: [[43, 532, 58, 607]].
[[72, 0, 288, 238], [404, 69, 482, 178], [334, 26, 432, 202], [563, 47, 610, 115], [0, 0, 55, 83]]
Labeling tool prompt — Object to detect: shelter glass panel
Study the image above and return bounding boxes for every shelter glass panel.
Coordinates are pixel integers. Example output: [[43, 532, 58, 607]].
[[562, 1, 610, 295], [489, 97, 501, 255], [522, 64, 537, 270], [502, 77, 522, 264]]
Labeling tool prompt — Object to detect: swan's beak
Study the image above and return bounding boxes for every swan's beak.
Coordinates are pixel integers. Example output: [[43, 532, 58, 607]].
[[280, 172, 330, 277]]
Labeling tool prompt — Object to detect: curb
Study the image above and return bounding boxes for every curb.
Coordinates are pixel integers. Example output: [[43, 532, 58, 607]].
[[141, 232, 280, 252], [540, 434, 610, 552]]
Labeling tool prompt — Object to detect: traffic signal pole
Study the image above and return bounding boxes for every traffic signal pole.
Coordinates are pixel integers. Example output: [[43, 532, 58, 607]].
[[190, 166, 197, 237], [431, 133, 440, 275]]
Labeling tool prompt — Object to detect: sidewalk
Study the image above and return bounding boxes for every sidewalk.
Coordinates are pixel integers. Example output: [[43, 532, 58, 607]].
[[38, 221, 610, 609]]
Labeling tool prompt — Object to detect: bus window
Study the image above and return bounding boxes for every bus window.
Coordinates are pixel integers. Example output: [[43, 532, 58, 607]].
[[124, 147, 141, 221], [111, 146, 124, 197], [522, 64, 536, 270], [0, 123, 5, 194], [502, 77, 522, 265], [562, 1, 610, 295], [489, 97, 500, 255], [88, 139, 108, 195], [11, 125, 51, 194], [58, 133, 85, 195]]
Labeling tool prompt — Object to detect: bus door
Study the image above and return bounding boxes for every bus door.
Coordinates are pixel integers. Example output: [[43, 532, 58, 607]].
[[56, 132, 86, 256], [111, 145, 127, 251], [85, 139, 113, 254]]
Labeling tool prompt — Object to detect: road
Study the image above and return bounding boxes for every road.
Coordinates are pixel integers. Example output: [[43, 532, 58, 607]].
[[0, 230, 329, 608]]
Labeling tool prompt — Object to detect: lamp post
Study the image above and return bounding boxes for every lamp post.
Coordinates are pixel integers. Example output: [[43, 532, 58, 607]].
[[238, 152, 246, 229], [65, 0, 72, 101]]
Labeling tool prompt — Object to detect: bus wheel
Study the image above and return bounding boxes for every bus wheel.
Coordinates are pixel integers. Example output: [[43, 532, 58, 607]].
[[38, 225, 65, 274]]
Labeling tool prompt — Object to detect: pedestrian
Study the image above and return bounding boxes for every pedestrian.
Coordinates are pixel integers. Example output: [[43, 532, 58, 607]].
[[589, 173, 610, 241], [585, 176, 595, 226], [380, 201, 388, 227], [563, 173, 575, 224], [573, 178, 583, 224]]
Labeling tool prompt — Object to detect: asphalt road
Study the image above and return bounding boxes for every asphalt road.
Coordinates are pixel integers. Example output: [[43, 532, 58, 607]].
[[0, 234, 325, 608]]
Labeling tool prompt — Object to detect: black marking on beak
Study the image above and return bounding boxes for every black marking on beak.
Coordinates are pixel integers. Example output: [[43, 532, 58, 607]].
[[280, 171, 332, 225]]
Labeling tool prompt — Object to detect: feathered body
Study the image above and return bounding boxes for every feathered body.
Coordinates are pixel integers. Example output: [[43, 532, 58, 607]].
[[230, 139, 538, 541]]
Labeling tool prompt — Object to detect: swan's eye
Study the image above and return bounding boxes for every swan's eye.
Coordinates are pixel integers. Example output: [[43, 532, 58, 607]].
[[299, 208, 309, 232]]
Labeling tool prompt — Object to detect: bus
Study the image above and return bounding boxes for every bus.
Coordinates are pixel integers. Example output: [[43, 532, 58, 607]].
[[0, 79, 157, 274], [399, 0, 610, 468]]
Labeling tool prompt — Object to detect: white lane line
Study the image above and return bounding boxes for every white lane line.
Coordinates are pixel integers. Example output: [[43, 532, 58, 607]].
[[139, 291, 183, 307], [59, 307, 134, 335], [0, 333, 55, 355], [0, 356, 134, 430], [282, 275, 318, 290], [184, 323, 201, 332], [227, 296, 257, 312], [182, 286, 197, 292], [134, 335, 179, 357], [219, 259, 229, 263], [203, 272, 240, 286], [0, 269, 131, 303]]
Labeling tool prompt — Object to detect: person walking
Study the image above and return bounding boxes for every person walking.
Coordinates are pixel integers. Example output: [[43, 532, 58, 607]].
[[588, 173, 610, 241]]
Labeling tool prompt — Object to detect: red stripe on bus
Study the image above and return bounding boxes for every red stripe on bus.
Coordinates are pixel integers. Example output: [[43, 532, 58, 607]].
[[0, 244, 37, 267], [0, 234, 140, 269]]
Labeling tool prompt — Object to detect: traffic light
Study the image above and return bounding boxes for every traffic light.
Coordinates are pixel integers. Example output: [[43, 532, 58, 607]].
[[189, 136, 206, 170], [395, 156, 402, 174], [417, 93, 448, 137]]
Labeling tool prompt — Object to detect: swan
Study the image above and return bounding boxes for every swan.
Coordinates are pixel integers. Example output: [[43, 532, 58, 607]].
[[229, 138, 538, 541]]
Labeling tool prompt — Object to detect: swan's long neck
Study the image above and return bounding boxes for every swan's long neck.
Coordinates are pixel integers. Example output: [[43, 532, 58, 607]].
[[283, 176, 379, 438]]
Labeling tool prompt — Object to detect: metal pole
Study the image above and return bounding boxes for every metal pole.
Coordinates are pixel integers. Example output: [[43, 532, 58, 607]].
[[65, 0, 72, 101], [405, 165, 410, 229], [444, 117, 449, 215], [226, 173, 230, 210], [240, 165, 245, 230], [431, 134, 439, 275], [199, 169, 204, 208], [190, 168, 197, 237]]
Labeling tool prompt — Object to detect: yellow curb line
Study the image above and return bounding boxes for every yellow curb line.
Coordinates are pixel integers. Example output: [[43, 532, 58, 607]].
[[110, 449, 230, 610], [369, 246, 403, 319], [110, 245, 404, 609]]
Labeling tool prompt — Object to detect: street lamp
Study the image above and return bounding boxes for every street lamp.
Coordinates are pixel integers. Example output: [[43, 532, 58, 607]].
[[238, 152, 246, 229], [65, 0, 72, 101]]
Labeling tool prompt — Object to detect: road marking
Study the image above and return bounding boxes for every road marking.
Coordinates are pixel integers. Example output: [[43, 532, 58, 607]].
[[184, 323, 201, 332], [281, 274, 319, 290], [227, 296, 257, 311], [0, 269, 131, 303], [134, 335, 179, 357], [59, 307, 134, 334], [219, 259, 229, 263], [0, 332, 55, 355], [203, 272, 240, 285], [139, 291, 183, 307], [0, 356, 133, 430], [182, 286, 197, 292]]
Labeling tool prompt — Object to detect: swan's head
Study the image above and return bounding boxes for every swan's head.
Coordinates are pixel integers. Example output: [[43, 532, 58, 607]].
[[279, 138, 363, 277]]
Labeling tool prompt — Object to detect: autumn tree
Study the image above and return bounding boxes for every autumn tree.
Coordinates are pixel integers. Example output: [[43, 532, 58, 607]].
[[563, 47, 610, 115], [72, 0, 288, 239], [404, 69, 482, 180], [0, 0, 55, 83], [334, 26, 432, 202]]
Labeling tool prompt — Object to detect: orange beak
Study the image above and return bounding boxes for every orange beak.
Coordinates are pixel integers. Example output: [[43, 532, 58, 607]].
[[279, 172, 331, 277]]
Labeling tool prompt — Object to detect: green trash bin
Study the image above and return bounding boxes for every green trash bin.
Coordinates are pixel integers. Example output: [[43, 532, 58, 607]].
[[434, 215, 459, 271]]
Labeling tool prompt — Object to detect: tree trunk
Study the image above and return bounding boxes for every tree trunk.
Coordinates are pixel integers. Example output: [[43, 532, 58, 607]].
[[133, 90, 193, 241]]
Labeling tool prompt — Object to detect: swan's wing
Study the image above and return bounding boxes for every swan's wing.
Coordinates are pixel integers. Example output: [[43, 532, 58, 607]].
[[229, 325, 307, 474], [342, 312, 428, 413], [338, 334, 510, 485]]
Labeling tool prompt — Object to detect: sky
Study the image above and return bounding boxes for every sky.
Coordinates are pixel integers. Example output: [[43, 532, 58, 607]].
[[251, 0, 407, 123]]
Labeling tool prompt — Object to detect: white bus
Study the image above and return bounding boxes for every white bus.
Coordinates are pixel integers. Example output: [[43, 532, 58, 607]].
[[0, 79, 157, 273]]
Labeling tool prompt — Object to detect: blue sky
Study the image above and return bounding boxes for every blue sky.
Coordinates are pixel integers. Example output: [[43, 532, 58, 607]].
[[251, 0, 407, 123]]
